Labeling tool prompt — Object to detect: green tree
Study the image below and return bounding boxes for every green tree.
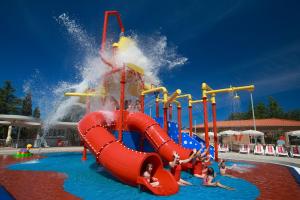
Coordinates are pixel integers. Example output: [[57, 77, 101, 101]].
[[228, 97, 300, 121], [284, 109, 300, 121], [0, 81, 21, 114], [268, 97, 283, 118], [22, 92, 32, 116], [33, 107, 41, 118], [255, 102, 268, 119]]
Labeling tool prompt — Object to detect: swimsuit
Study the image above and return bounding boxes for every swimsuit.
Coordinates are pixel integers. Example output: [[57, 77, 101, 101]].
[[203, 176, 210, 185], [170, 164, 182, 181]]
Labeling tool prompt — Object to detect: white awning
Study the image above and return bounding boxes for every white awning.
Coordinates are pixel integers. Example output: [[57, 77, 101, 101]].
[[218, 130, 239, 135], [241, 130, 264, 136], [286, 130, 300, 137], [0, 121, 11, 125]]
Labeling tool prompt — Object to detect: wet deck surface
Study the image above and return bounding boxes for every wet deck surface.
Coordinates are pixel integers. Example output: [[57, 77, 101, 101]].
[[228, 160, 300, 200], [0, 154, 299, 199], [0, 155, 79, 200]]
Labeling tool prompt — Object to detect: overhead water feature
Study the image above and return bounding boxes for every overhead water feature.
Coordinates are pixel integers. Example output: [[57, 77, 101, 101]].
[[27, 13, 187, 147]]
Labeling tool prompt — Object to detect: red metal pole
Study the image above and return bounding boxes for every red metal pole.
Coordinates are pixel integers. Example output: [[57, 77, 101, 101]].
[[163, 107, 168, 133], [82, 144, 87, 161], [212, 102, 218, 162], [101, 11, 125, 53], [100, 11, 125, 70], [101, 12, 109, 53], [188, 106, 193, 137], [118, 66, 126, 141], [203, 97, 210, 152], [177, 106, 182, 144], [169, 104, 173, 121], [156, 100, 159, 118], [140, 95, 145, 113], [82, 95, 91, 161]]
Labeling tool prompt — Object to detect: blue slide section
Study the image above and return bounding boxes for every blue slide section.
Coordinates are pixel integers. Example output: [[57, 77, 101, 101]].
[[112, 116, 214, 159], [112, 131, 154, 152], [154, 117, 215, 159]]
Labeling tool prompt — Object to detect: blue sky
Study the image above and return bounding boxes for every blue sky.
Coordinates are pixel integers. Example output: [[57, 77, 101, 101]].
[[1, 0, 300, 126]]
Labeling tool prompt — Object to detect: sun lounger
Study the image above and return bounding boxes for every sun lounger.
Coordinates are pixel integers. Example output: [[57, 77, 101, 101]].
[[254, 144, 264, 155], [276, 145, 286, 156], [290, 145, 300, 158], [239, 144, 250, 154], [265, 144, 275, 156], [219, 144, 229, 153], [275, 145, 288, 157]]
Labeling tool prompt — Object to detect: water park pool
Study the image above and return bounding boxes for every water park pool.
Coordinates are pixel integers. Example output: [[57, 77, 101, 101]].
[[7, 152, 259, 200]]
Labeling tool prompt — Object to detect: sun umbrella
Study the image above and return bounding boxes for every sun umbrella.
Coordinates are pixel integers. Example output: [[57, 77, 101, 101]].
[[286, 130, 300, 137], [218, 130, 239, 135], [241, 130, 264, 136], [218, 130, 239, 150]]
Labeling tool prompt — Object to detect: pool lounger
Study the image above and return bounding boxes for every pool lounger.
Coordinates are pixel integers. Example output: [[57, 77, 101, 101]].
[[219, 144, 229, 153], [265, 145, 275, 156], [290, 145, 300, 158], [239, 144, 250, 154], [275, 145, 288, 157], [254, 144, 264, 155]]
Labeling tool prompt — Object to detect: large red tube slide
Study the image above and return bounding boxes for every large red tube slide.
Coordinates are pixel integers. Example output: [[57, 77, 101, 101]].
[[126, 112, 192, 162], [78, 111, 178, 196]]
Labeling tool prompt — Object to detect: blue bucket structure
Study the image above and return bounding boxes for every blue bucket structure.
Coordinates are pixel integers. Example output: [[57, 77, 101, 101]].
[[154, 117, 215, 159]]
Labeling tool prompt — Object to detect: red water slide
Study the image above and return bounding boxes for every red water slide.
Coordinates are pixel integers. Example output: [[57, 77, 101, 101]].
[[78, 111, 179, 196], [126, 112, 193, 163]]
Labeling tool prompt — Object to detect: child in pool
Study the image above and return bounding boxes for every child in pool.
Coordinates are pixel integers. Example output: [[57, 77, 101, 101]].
[[143, 163, 160, 187], [218, 159, 236, 178], [19, 144, 32, 153], [203, 167, 235, 190], [192, 144, 210, 178], [169, 150, 197, 186]]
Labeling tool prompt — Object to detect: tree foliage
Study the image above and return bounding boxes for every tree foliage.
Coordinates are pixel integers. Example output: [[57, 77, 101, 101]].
[[33, 107, 41, 118], [0, 81, 22, 114], [228, 96, 300, 121], [0, 81, 41, 118], [22, 92, 32, 116]]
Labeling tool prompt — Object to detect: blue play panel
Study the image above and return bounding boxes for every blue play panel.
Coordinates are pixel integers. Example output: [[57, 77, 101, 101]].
[[154, 117, 215, 159], [111, 116, 215, 159]]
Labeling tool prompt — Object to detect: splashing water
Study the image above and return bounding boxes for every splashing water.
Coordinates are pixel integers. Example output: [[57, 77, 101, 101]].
[[25, 13, 187, 146], [115, 34, 187, 85]]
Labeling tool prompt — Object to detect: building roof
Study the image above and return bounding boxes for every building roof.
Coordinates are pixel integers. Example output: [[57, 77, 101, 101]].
[[0, 114, 41, 127], [195, 118, 300, 129], [0, 114, 77, 128]]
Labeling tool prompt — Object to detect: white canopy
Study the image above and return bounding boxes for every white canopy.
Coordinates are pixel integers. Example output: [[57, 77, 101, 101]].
[[0, 121, 11, 125], [241, 130, 264, 136], [286, 130, 300, 137], [200, 132, 218, 137], [218, 130, 239, 135]]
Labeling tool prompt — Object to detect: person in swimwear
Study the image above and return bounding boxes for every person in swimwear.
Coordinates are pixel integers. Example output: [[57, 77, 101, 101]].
[[192, 144, 210, 178], [143, 163, 160, 187], [218, 159, 236, 178], [203, 167, 235, 190], [169, 150, 197, 186]]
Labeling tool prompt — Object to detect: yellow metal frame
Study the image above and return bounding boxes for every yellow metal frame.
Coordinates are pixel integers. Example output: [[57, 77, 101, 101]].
[[142, 87, 181, 108], [157, 98, 181, 108], [64, 92, 101, 97], [202, 82, 255, 103], [176, 94, 192, 107]]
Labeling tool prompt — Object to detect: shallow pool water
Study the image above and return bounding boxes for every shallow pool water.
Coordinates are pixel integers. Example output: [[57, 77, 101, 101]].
[[8, 152, 260, 200]]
